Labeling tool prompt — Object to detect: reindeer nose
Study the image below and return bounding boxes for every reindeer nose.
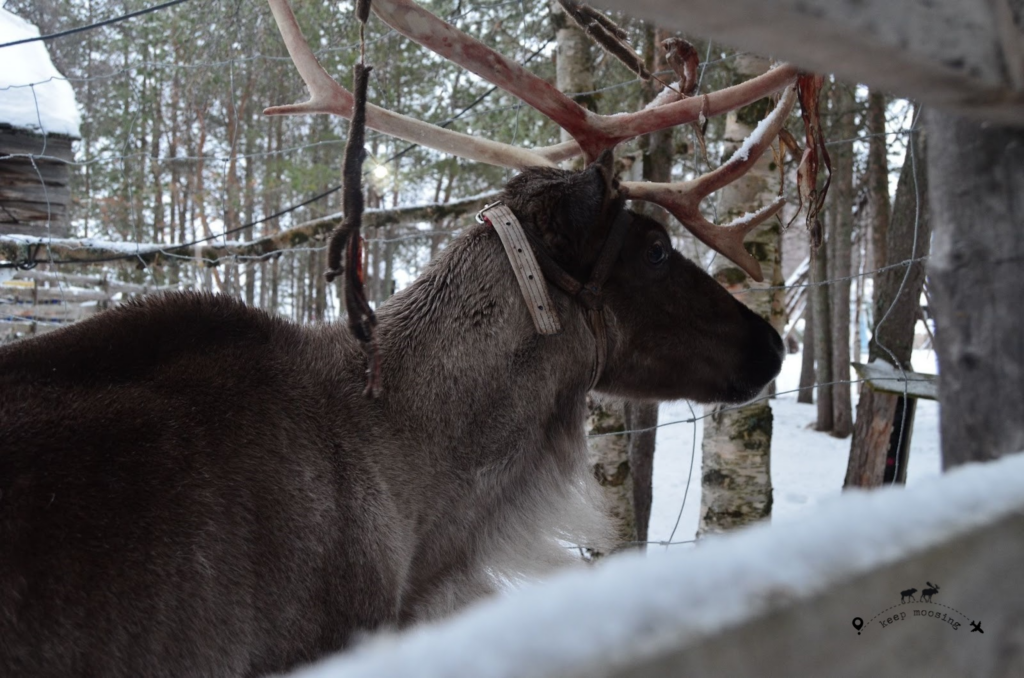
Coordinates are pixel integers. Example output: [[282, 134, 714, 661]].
[[765, 319, 785, 362], [731, 311, 785, 402]]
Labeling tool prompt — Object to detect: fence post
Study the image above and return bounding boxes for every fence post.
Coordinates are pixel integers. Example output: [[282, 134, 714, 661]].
[[927, 112, 1024, 468]]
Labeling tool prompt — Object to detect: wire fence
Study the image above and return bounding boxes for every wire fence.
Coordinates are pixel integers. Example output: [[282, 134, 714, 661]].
[[0, 0, 930, 550]]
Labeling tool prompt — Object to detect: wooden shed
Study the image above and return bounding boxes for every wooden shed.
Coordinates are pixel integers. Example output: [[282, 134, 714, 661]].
[[0, 123, 75, 237], [0, 7, 81, 238]]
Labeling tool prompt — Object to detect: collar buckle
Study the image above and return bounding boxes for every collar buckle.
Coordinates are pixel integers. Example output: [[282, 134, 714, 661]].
[[475, 201, 504, 224]]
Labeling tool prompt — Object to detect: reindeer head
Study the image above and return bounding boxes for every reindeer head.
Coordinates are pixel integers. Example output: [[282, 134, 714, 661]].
[[595, 211, 785, 404], [501, 154, 783, 405], [265, 0, 802, 400]]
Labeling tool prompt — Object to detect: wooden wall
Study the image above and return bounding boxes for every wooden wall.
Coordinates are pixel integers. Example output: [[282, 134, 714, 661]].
[[0, 124, 73, 237]]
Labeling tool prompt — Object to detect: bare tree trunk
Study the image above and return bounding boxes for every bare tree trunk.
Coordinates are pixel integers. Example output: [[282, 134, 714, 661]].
[[368, 231, 382, 304], [637, 25, 673, 224], [927, 112, 1024, 469], [382, 225, 396, 302], [297, 254, 307, 323], [269, 258, 279, 316], [626, 400, 658, 545], [698, 55, 779, 537], [829, 83, 855, 438], [622, 23, 670, 548], [844, 89, 896, 486], [260, 114, 283, 312], [845, 121, 930, 487], [242, 95, 257, 308], [812, 239, 833, 431], [313, 250, 327, 321], [797, 302, 815, 403], [867, 90, 891, 274]]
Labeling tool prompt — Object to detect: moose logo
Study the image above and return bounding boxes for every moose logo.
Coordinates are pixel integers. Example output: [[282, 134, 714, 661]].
[[850, 579, 985, 639], [919, 582, 940, 603], [900, 581, 939, 604]]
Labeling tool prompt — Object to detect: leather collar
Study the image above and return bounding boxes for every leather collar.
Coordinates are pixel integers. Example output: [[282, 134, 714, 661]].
[[477, 202, 632, 391]]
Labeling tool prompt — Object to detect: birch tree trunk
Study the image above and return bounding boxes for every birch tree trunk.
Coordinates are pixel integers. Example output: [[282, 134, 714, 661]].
[[698, 55, 781, 537], [586, 395, 636, 554], [551, 1, 635, 552], [927, 112, 1024, 469], [845, 122, 930, 487], [551, 1, 597, 151]]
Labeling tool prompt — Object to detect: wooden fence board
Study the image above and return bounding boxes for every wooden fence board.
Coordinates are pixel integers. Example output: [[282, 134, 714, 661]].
[[591, 0, 1024, 125], [287, 453, 1024, 678]]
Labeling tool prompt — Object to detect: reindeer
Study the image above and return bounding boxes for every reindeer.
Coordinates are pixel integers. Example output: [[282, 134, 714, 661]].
[[0, 1, 806, 676]]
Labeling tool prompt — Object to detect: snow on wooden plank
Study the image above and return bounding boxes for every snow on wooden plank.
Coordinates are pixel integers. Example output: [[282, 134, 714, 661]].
[[854, 359, 939, 401], [0, 300, 96, 322], [12, 269, 184, 295], [1, 285, 112, 304], [590, 0, 1024, 126], [288, 452, 1024, 678], [0, 318, 64, 341]]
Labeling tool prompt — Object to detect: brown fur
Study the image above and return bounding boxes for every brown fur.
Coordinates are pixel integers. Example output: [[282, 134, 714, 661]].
[[0, 159, 782, 677]]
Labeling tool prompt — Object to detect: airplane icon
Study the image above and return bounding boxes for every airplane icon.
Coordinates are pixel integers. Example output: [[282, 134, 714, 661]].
[[971, 621, 984, 633]]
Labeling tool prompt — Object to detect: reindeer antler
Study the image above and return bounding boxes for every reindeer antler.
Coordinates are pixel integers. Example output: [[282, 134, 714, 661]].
[[265, 0, 801, 278], [368, 0, 798, 162], [621, 85, 799, 282], [266, 0, 796, 166], [264, 0, 564, 169]]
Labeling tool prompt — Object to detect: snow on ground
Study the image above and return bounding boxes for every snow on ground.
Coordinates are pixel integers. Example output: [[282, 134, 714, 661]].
[[648, 349, 941, 547], [0, 8, 81, 137]]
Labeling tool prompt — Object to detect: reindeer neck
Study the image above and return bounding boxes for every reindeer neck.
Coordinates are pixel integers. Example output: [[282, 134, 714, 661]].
[[372, 223, 596, 478]]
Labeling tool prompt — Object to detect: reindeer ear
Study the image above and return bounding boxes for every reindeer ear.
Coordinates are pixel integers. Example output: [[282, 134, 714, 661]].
[[500, 163, 619, 278], [587, 149, 618, 200]]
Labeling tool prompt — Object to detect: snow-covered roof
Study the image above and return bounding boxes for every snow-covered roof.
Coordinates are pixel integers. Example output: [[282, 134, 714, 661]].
[[0, 8, 81, 138]]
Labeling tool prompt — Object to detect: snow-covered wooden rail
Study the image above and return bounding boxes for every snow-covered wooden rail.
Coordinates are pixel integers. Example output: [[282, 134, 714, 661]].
[[0, 191, 499, 268], [592, 0, 1024, 127], [287, 453, 1024, 678]]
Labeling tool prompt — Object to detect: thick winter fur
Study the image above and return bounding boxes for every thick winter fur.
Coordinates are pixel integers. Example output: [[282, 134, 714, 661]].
[[0, 158, 783, 677]]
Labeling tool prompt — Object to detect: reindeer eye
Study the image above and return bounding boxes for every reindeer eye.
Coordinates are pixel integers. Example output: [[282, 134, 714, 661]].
[[646, 241, 668, 266]]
